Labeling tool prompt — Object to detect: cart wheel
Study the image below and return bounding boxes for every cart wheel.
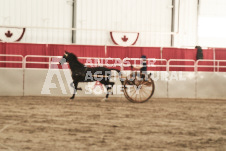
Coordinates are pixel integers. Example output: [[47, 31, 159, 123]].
[[123, 72, 155, 103]]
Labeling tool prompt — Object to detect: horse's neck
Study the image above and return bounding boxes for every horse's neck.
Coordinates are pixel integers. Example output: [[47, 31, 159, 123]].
[[69, 61, 84, 71]]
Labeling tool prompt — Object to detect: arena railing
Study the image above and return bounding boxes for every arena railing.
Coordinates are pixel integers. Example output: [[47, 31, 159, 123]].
[[24, 55, 123, 70], [78, 57, 123, 70], [1, 54, 226, 72], [195, 60, 226, 72], [122, 58, 167, 71], [0, 54, 24, 68], [24, 55, 168, 71], [167, 59, 196, 71], [24, 55, 56, 69]]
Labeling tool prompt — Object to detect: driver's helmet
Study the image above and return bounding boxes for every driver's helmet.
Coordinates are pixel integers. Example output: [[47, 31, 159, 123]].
[[141, 55, 146, 60]]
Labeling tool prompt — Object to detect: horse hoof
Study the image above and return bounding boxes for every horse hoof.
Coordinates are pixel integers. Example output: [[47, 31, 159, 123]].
[[101, 98, 107, 102]]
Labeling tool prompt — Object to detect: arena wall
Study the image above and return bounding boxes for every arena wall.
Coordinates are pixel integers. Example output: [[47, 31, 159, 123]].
[[0, 68, 23, 96], [196, 72, 226, 99], [1, 0, 226, 47], [0, 43, 226, 99], [0, 0, 199, 47], [198, 0, 226, 47], [23, 69, 170, 98], [0, 0, 73, 44], [75, 0, 173, 46], [24, 69, 122, 98], [1, 68, 226, 99], [168, 72, 196, 98], [152, 72, 168, 98]]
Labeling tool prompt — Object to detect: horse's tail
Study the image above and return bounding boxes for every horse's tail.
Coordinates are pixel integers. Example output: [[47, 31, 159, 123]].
[[109, 68, 124, 84]]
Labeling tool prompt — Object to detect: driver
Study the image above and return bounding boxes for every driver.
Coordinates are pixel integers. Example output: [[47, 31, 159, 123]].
[[133, 55, 148, 79]]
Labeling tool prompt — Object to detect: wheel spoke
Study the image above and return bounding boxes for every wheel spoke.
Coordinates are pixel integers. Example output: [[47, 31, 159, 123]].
[[143, 85, 153, 97], [131, 92, 137, 99], [128, 87, 136, 98], [141, 85, 152, 94], [139, 91, 143, 102], [140, 89, 147, 102], [135, 93, 138, 101], [141, 89, 149, 99], [127, 86, 135, 94]]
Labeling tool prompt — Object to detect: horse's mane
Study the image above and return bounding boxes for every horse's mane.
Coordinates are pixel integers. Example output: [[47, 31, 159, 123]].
[[68, 53, 84, 67]]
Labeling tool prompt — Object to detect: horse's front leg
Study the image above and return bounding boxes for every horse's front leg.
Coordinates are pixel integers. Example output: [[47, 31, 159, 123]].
[[101, 82, 114, 102], [70, 81, 78, 99]]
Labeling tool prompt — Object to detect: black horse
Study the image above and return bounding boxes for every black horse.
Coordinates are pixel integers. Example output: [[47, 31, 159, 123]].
[[59, 51, 121, 101]]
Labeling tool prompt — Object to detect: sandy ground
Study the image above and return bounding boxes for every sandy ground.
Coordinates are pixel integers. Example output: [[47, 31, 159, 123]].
[[0, 97, 226, 151]]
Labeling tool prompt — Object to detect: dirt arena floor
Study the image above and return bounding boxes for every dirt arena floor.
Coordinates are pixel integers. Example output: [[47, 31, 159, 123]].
[[0, 97, 226, 151]]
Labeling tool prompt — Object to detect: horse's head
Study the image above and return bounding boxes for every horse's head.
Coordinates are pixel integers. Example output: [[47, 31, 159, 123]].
[[59, 51, 78, 65]]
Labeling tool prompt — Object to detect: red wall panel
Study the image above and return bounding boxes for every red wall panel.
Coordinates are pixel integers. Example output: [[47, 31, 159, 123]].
[[0, 42, 5, 54], [48, 44, 105, 57], [215, 48, 226, 60], [48, 44, 105, 69], [215, 48, 226, 72], [106, 46, 161, 71], [3, 43, 48, 68], [162, 48, 196, 71], [203, 48, 214, 60], [0, 43, 6, 67], [162, 48, 196, 60], [106, 46, 140, 59], [0, 42, 225, 72]]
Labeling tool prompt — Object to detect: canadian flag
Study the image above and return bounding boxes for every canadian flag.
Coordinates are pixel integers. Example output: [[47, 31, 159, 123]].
[[110, 31, 139, 46], [0, 27, 26, 42]]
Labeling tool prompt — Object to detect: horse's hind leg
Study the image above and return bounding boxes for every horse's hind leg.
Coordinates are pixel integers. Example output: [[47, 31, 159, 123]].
[[101, 82, 114, 102], [106, 82, 115, 98], [70, 81, 78, 99]]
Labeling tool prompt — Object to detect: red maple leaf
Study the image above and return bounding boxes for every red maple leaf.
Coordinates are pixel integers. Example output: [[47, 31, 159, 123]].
[[5, 30, 13, 38], [121, 35, 128, 42]]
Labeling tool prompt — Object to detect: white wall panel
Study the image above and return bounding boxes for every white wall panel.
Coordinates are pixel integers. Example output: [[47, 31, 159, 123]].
[[168, 72, 196, 98], [173, 0, 198, 47], [75, 0, 172, 46], [0, 69, 23, 96], [24, 69, 122, 98], [152, 71, 168, 98], [3, 0, 225, 47], [196, 72, 226, 99], [0, 0, 72, 43], [1, 68, 226, 99], [24, 69, 73, 96], [198, 0, 226, 47]]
